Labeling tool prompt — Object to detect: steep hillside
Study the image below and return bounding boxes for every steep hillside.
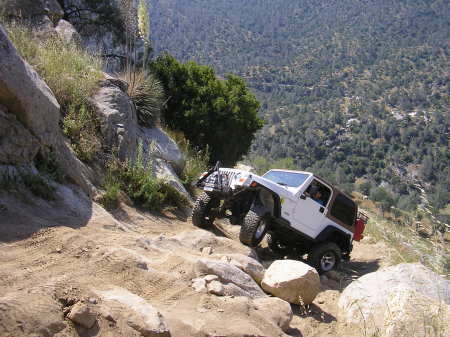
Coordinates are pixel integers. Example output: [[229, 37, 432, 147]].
[[149, 0, 449, 220]]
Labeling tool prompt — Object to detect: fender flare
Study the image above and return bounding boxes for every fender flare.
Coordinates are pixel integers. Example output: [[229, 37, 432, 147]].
[[316, 226, 352, 252], [250, 188, 282, 218]]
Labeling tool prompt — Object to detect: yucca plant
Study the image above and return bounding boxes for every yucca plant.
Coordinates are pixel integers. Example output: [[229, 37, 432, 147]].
[[119, 69, 165, 126]]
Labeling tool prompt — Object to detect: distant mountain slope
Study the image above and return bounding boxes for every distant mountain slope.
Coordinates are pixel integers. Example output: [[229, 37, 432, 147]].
[[149, 0, 449, 217]]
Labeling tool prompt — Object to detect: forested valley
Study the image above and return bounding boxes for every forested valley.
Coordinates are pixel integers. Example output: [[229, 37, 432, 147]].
[[148, 0, 449, 224]]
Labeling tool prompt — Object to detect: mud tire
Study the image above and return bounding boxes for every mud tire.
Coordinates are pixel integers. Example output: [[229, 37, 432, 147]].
[[192, 192, 218, 228], [239, 210, 268, 247], [307, 242, 342, 274]]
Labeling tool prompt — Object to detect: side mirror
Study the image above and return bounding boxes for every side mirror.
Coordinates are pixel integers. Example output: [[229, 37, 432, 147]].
[[300, 194, 306, 200]]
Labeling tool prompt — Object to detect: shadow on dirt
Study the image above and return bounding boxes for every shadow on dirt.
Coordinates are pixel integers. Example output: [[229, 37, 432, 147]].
[[0, 184, 93, 243], [285, 327, 304, 336], [342, 258, 381, 279], [293, 303, 337, 324]]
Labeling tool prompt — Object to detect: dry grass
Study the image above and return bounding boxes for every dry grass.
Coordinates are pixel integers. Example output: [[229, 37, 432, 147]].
[[5, 21, 104, 162]]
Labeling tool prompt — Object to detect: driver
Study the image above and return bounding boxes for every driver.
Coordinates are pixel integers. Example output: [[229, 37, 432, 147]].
[[309, 185, 324, 206]]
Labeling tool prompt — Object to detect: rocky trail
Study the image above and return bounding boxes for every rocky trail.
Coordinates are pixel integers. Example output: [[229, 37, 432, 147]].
[[0, 185, 398, 337]]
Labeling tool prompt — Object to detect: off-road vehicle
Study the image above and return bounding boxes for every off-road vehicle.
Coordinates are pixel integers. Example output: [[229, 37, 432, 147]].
[[192, 163, 367, 273]]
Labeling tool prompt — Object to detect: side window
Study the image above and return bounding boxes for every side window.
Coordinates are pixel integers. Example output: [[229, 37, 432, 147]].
[[330, 193, 356, 227], [305, 180, 332, 207]]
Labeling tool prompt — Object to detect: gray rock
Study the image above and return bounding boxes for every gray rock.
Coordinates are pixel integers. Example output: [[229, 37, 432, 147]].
[[253, 297, 293, 332], [92, 79, 137, 161], [207, 280, 225, 295], [191, 278, 207, 293], [217, 253, 265, 284], [0, 25, 95, 195], [55, 19, 82, 44], [0, 108, 40, 164], [195, 258, 267, 299], [201, 246, 213, 255], [153, 158, 192, 204], [203, 275, 219, 283], [261, 260, 321, 305], [67, 302, 97, 328], [338, 263, 450, 326], [95, 287, 170, 337], [137, 127, 185, 175]]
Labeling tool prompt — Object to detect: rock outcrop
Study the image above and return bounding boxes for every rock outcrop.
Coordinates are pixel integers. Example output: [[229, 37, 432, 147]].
[[0, 24, 96, 195], [338, 263, 450, 336], [261, 259, 321, 305], [92, 78, 137, 161], [194, 258, 267, 299]]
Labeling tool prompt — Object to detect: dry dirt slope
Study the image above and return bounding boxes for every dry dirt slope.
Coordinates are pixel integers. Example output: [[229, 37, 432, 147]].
[[0, 184, 395, 337]]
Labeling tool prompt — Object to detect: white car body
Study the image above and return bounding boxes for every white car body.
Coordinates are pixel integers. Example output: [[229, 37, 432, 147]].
[[222, 168, 355, 241]]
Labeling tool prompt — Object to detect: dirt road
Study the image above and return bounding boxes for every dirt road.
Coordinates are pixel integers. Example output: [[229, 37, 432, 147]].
[[0, 188, 394, 337]]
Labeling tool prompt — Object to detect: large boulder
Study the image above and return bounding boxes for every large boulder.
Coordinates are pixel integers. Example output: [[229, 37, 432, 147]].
[[338, 263, 450, 331], [55, 19, 82, 44], [0, 24, 95, 195], [138, 127, 185, 175], [261, 260, 321, 305], [194, 258, 267, 299], [95, 287, 171, 337], [92, 79, 137, 161]]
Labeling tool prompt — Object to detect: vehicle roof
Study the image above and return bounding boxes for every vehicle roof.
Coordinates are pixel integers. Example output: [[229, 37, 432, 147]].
[[265, 169, 313, 175], [265, 169, 356, 203]]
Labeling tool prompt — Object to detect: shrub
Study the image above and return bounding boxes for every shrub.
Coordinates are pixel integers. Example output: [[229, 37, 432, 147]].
[[63, 104, 101, 162], [119, 69, 165, 126], [151, 53, 263, 166], [100, 180, 121, 210], [105, 143, 189, 211]]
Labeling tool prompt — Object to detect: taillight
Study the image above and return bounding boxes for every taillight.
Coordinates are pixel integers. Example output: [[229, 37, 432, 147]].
[[353, 218, 366, 241]]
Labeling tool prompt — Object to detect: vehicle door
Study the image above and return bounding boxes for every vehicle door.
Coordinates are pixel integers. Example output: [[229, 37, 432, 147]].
[[291, 179, 333, 238]]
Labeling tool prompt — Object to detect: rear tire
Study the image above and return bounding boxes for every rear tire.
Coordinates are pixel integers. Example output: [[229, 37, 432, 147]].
[[239, 210, 269, 247], [192, 192, 219, 228], [307, 242, 342, 274]]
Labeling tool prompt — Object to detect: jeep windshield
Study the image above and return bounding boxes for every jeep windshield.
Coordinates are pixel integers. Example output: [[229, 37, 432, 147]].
[[262, 170, 310, 188]]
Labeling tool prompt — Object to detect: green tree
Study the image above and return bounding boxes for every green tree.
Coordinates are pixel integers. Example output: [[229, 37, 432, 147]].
[[151, 53, 263, 166]]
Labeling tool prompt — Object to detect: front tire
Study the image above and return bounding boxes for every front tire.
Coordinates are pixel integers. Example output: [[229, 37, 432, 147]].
[[192, 192, 219, 228], [307, 242, 342, 273], [239, 210, 269, 247]]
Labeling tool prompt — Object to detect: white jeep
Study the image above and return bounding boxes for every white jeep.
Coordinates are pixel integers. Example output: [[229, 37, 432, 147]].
[[192, 163, 367, 273]]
